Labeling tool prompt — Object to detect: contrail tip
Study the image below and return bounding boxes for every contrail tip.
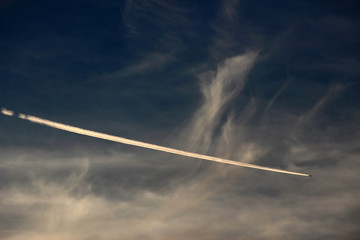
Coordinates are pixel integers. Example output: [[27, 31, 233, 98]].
[[1, 107, 14, 116]]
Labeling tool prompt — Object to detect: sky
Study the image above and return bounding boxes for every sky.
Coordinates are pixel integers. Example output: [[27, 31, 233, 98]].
[[0, 0, 360, 239]]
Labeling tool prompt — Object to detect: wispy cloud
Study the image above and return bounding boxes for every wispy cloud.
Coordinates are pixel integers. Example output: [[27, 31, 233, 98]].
[[297, 84, 343, 126], [1, 128, 359, 240], [2, 49, 360, 239], [209, 0, 259, 60], [221, 0, 240, 21], [2, 0, 360, 239], [96, 52, 175, 82], [122, 0, 190, 44], [181, 51, 258, 153]]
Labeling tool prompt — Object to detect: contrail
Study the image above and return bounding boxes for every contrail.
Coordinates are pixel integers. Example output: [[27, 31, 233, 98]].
[[1, 108, 14, 116], [1, 108, 311, 177]]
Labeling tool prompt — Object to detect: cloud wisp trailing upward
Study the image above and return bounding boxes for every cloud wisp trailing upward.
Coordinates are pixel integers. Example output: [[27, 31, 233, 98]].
[[185, 51, 259, 153], [2, 108, 310, 177]]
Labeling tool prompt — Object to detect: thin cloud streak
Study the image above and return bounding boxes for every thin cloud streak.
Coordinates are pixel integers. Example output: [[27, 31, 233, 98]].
[[297, 84, 343, 126], [2, 109, 310, 177]]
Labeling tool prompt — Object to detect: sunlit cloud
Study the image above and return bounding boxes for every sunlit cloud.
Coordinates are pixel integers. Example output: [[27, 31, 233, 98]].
[[182, 52, 259, 152]]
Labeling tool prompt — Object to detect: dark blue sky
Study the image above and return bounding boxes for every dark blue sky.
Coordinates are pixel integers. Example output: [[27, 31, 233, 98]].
[[1, 0, 360, 239]]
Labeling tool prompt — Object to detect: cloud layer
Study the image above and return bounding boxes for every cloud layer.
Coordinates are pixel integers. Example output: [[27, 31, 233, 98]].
[[1, 51, 359, 239]]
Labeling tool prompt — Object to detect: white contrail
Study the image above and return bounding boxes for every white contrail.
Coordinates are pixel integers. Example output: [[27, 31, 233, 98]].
[[1, 107, 14, 116], [2, 108, 311, 177]]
